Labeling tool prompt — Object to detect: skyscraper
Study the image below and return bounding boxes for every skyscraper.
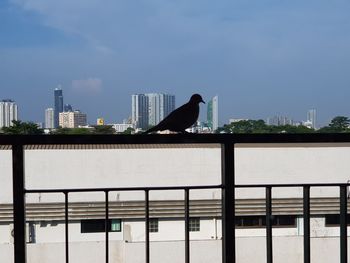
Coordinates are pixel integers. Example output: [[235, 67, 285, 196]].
[[132, 94, 149, 129], [146, 93, 175, 126], [207, 96, 219, 131], [0, 99, 18, 128], [54, 87, 63, 128], [45, 108, 54, 129], [307, 109, 317, 129], [64, 104, 73, 112]]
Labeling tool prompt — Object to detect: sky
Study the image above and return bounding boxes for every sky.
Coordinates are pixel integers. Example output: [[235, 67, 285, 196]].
[[1, 0, 350, 127]]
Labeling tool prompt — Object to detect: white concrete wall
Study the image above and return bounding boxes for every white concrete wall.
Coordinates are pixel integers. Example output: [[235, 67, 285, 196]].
[[1, 237, 350, 263], [2, 144, 350, 202]]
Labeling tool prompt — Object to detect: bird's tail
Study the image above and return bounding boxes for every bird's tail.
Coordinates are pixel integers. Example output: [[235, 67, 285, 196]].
[[143, 126, 157, 134]]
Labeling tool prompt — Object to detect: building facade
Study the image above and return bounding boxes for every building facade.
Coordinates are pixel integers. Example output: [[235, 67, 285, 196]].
[[54, 87, 63, 128], [132, 93, 175, 129], [131, 94, 149, 129], [207, 96, 219, 131], [44, 108, 54, 129], [307, 109, 317, 129], [0, 99, 18, 128], [1, 143, 350, 262], [58, 110, 87, 128]]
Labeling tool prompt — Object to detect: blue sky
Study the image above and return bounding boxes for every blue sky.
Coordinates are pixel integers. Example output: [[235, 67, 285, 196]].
[[1, 0, 350, 126]]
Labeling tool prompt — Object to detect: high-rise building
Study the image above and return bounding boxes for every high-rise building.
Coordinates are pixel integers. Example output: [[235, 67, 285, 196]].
[[307, 109, 317, 129], [146, 93, 175, 126], [0, 99, 18, 128], [132, 93, 175, 129], [131, 94, 149, 129], [59, 110, 87, 128], [266, 115, 294, 126], [54, 87, 64, 128], [64, 104, 73, 112], [45, 108, 54, 129], [207, 96, 219, 131]]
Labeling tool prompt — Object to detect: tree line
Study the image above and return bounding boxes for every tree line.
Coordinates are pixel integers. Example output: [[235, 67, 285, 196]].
[[1, 116, 350, 134], [216, 116, 350, 134]]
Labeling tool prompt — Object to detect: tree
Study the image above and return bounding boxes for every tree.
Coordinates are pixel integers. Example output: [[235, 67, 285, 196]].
[[318, 116, 350, 133], [1, 120, 44, 134], [217, 120, 269, 133], [329, 116, 350, 130], [91, 125, 115, 134], [52, 127, 91, 134], [122, 127, 135, 134]]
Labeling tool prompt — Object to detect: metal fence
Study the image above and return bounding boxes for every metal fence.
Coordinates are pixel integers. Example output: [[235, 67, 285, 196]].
[[1, 133, 350, 263]]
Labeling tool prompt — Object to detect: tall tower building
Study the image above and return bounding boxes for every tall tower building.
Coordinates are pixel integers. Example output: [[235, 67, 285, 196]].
[[0, 99, 18, 128], [146, 93, 175, 126], [132, 94, 149, 129], [207, 96, 219, 131], [45, 108, 54, 129], [54, 87, 64, 128], [307, 109, 317, 129], [64, 104, 73, 112]]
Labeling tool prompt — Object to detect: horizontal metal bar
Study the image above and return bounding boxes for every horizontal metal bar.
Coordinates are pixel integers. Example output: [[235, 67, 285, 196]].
[[25, 183, 350, 194], [2, 133, 350, 146], [235, 183, 350, 188], [25, 185, 223, 193]]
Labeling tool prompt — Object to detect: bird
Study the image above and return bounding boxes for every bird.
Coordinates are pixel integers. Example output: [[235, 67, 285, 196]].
[[144, 94, 205, 134]]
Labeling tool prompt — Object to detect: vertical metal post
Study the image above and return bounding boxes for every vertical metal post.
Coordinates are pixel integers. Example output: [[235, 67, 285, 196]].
[[340, 185, 347, 263], [266, 187, 273, 263], [303, 186, 310, 263], [105, 191, 109, 263], [64, 191, 69, 263], [185, 189, 190, 263], [221, 143, 235, 263], [145, 190, 150, 263], [12, 144, 26, 263]]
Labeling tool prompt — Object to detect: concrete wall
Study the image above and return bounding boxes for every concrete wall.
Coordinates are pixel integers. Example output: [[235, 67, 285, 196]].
[[1, 237, 350, 263], [2, 143, 350, 203]]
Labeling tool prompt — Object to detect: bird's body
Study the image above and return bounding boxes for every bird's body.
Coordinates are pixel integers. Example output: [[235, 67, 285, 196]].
[[144, 94, 205, 134]]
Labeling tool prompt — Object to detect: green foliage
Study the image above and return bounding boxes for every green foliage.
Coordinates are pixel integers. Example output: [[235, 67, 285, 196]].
[[122, 127, 135, 134], [91, 125, 115, 134], [217, 120, 315, 134], [1, 120, 43, 134], [52, 127, 91, 134]]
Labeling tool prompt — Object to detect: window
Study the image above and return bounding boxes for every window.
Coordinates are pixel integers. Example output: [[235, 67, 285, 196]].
[[149, 218, 159, 233], [189, 218, 200, 232], [325, 214, 350, 226], [235, 215, 296, 228], [81, 219, 122, 233]]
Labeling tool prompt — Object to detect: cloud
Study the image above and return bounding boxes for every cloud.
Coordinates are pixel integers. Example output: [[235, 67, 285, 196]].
[[71, 78, 102, 95]]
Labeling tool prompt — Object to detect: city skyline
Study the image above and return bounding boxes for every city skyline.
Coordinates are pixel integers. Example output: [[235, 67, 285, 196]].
[[1, 1, 350, 127]]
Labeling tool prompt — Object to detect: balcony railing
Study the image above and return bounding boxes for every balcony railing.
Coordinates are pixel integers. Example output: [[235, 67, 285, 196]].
[[1, 133, 350, 263]]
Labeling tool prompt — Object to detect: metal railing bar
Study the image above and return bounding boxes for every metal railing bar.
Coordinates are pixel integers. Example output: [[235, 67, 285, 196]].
[[303, 186, 310, 263], [3, 133, 350, 145], [64, 191, 69, 263], [235, 183, 350, 188], [221, 143, 235, 263], [340, 186, 347, 263], [105, 191, 109, 263], [12, 144, 26, 263], [266, 187, 273, 263], [185, 189, 190, 263], [145, 190, 150, 263], [25, 185, 223, 193]]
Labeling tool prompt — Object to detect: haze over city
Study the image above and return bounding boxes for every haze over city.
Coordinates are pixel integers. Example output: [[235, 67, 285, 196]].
[[1, 0, 350, 126]]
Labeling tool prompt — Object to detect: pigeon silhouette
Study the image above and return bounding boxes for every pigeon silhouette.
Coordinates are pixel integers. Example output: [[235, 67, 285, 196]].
[[144, 94, 205, 134]]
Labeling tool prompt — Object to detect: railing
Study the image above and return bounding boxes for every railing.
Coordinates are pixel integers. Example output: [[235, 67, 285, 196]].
[[2, 133, 350, 263]]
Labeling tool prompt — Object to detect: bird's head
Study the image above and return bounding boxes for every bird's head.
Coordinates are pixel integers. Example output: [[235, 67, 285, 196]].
[[189, 94, 205, 104]]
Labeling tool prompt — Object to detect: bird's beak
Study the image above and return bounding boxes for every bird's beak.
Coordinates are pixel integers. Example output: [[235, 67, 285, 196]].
[[201, 99, 205, 104]]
